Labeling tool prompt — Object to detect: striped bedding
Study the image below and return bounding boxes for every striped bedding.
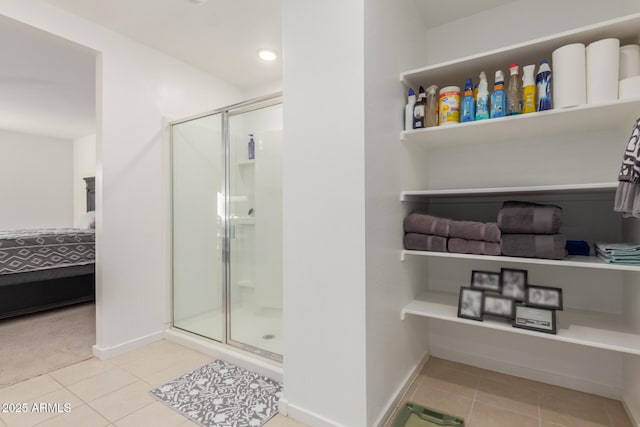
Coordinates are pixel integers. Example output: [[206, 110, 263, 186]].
[[0, 229, 95, 275]]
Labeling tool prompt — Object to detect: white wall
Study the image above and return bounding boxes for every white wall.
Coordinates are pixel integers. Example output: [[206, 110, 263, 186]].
[[282, 0, 368, 426], [73, 133, 96, 221], [0, 0, 243, 355], [0, 128, 72, 230], [363, 0, 431, 425]]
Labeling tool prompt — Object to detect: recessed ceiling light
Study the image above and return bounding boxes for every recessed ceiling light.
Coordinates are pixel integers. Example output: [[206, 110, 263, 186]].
[[258, 49, 278, 61]]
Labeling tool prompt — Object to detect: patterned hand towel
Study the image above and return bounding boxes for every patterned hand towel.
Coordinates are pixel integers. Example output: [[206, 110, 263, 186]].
[[497, 201, 563, 234], [449, 221, 501, 243], [501, 234, 567, 260], [403, 233, 448, 252], [447, 238, 501, 256], [615, 117, 640, 217], [403, 213, 451, 237]]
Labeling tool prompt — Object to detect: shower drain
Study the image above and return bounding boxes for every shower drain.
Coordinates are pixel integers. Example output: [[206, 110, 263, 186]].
[[262, 334, 276, 340]]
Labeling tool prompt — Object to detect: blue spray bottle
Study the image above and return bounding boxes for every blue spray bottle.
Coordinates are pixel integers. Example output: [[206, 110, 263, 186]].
[[490, 70, 506, 118], [536, 60, 552, 111], [461, 77, 475, 123], [475, 72, 490, 121]]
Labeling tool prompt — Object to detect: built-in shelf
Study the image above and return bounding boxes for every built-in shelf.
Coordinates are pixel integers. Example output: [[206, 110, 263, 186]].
[[237, 160, 255, 167], [400, 13, 640, 88], [400, 98, 640, 146], [401, 291, 640, 355], [400, 182, 618, 201], [400, 250, 640, 272], [233, 216, 255, 225]]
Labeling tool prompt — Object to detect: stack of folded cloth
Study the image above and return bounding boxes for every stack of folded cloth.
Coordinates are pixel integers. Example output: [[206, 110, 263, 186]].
[[497, 201, 566, 260], [403, 212, 501, 255], [595, 242, 640, 264]]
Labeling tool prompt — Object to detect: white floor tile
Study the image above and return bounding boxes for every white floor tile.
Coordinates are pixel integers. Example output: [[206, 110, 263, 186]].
[[0, 387, 82, 427], [113, 402, 188, 427], [67, 367, 137, 403], [49, 359, 112, 387], [34, 404, 110, 427], [0, 376, 61, 405], [87, 381, 155, 422]]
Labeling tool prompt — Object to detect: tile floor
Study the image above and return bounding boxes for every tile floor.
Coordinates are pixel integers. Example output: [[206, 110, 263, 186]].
[[0, 340, 634, 427], [0, 339, 305, 427], [387, 356, 634, 427]]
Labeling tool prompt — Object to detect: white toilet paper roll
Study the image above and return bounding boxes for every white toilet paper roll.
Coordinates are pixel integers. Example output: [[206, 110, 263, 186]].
[[619, 76, 640, 99], [620, 44, 640, 80], [587, 38, 620, 103], [552, 43, 586, 108]]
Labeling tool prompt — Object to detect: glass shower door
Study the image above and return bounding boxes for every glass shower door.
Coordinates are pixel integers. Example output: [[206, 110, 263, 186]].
[[172, 113, 225, 341], [228, 103, 283, 359]]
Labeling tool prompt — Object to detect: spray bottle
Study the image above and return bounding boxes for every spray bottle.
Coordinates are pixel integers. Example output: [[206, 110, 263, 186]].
[[536, 60, 552, 111], [507, 63, 522, 115], [490, 70, 506, 118], [475, 72, 490, 121], [425, 85, 439, 127], [522, 64, 536, 114], [413, 86, 427, 129], [404, 88, 416, 130], [461, 77, 475, 123], [248, 134, 255, 160]]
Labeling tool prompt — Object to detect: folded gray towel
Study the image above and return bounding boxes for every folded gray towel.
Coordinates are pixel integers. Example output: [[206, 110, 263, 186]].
[[403, 233, 447, 252], [497, 201, 563, 234], [501, 234, 567, 260], [449, 221, 501, 243], [403, 213, 451, 237], [448, 238, 501, 256]]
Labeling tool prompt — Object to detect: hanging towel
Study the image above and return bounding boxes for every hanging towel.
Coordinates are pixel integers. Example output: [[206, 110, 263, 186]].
[[449, 221, 501, 243], [614, 117, 640, 217], [403, 233, 448, 252], [497, 201, 563, 234], [403, 213, 451, 237], [501, 234, 567, 260], [447, 238, 501, 256]]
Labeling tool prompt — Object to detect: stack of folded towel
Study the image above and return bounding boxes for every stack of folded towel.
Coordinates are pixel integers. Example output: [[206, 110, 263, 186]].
[[497, 201, 566, 260], [595, 242, 640, 264], [403, 212, 501, 255]]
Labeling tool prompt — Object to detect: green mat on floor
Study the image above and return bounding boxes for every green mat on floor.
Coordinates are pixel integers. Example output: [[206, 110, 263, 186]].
[[391, 402, 465, 427]]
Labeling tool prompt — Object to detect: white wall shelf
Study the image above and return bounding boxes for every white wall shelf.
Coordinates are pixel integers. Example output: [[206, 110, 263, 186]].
[[400, 13, 640, 88], [400, 98, 640, 146], [237, 160, 255, 167], [400, 250, 640, 272], [400, 182, 618, 201], [401, 291, 640, 356]]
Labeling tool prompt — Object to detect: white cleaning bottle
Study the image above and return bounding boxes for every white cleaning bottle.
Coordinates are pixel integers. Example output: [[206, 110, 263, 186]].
[[405, 88, 416, 130], [475, 72, 489, 120]]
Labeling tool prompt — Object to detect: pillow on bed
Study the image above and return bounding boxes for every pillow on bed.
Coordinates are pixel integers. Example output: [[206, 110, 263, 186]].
[[74, 211, 96, 229]]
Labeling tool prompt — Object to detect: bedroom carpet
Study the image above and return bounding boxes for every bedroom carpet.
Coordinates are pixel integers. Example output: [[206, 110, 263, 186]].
[[0, 302, 95, 388]]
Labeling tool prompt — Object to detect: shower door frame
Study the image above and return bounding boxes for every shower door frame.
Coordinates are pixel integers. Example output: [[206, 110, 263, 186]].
[[170, 92, 283, 362]]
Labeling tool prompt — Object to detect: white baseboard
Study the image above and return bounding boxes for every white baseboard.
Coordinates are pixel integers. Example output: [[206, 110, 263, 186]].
[[624, 397, 640, 427], [283, 400, 349, 427], [164, 328, 283, 382], [430, 344, 622, 400], [92, 330, 164, 360], [373, 352, 430, 427]]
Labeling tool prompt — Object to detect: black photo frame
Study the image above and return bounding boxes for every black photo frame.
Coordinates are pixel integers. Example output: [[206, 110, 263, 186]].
[[470, 270, 501, 292], [526, 285, 563, 310], [457, 287, 484, 321], [482, 293, 515, 319], [500, 268, 527, 301], [513, 304, 557, 334]]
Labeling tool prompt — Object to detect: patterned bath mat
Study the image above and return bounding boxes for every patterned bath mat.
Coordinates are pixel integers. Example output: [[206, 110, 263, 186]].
[[150, 359, 282, 427]]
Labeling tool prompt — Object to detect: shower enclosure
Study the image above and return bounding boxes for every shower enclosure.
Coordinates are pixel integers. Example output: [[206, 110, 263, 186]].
[[171, 94, 282, 361]]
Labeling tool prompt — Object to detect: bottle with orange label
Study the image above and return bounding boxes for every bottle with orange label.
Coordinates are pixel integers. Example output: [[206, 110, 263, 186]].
[[490, 70, 506, 118]]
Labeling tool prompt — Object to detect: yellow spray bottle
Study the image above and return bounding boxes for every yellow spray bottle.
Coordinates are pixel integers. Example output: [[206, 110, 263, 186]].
[[522, 64, 536, 113]]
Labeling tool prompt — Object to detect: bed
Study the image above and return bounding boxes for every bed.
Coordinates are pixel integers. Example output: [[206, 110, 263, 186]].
[[0, 177, 96, 320]]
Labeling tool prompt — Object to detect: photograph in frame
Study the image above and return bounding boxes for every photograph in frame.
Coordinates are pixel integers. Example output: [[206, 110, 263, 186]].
[[500, 268, 528, 301], [482, 293, 515, 319], [457, 287, 484, 321], [526, 285, 563, 310], [513, 304, 557, 334], [470, 270, 501, 292]]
